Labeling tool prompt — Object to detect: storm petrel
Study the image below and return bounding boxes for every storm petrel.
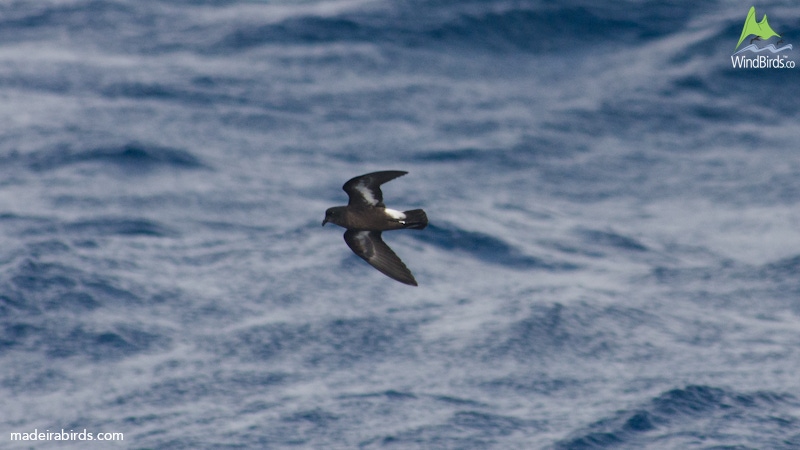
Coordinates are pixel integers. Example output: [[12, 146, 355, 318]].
[[322, 170, 428, 286]]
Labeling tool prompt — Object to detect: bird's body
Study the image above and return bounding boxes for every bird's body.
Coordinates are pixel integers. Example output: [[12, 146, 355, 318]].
[[323, 206, 417, 231], [323, 171, 427, 286]]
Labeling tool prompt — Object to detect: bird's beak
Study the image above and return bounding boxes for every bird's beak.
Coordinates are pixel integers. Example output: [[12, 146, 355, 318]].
[[322, 218, 328, 226]]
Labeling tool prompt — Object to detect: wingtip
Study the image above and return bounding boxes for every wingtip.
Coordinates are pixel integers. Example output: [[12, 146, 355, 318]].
[[400, 276, 419, 287], [383, 268, 419, 286]]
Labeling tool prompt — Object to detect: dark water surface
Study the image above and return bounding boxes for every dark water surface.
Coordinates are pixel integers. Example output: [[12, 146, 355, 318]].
[[2, 1, 800, 448]]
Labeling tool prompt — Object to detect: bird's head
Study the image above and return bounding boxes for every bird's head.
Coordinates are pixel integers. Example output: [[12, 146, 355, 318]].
[[322, 207, 345, 226]]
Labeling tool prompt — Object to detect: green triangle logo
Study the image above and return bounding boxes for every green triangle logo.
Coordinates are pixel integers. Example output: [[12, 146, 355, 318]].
[[735, 6, 780, 50]]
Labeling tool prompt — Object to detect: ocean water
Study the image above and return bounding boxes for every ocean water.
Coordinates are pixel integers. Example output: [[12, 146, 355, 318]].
[[2, 1, 800, 448]]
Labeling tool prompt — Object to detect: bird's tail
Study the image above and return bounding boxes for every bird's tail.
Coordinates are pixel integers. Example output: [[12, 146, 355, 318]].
[[402, 209, 428, 230]]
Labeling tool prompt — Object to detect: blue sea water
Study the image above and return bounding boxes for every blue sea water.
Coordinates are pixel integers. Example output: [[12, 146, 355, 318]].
[[2, 1, 800, 448]]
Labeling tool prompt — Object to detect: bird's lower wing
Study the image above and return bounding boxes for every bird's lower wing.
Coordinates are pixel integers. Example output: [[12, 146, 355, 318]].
[[344, 230, 417, 286]]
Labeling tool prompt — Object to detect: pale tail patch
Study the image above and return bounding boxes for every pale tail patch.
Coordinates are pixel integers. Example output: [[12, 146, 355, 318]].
[[384, 208, 406, 220]]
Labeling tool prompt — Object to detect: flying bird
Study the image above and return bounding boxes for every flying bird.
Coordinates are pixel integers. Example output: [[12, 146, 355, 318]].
[[322, 171, 428, 286]]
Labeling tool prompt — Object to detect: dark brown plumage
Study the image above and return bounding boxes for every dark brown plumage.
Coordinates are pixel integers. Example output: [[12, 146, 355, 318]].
[[322, 171, 428, 286]]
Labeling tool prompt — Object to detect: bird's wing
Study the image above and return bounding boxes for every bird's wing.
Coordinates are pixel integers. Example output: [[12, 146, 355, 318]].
[[343, 171, 407, 208], [344, 230, 417, 286]]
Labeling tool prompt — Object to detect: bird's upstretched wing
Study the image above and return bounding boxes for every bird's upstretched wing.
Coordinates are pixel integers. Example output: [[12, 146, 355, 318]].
[[343, 171, 407, 208], [344, 230, 417, 286]]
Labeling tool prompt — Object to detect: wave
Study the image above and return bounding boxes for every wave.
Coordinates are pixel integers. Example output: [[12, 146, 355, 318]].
[[411, 222, 576, 270], [0, 0, 721, 59], [733, 43, 793, 55], [360, 409, 538, 448], [556, 385, 800, 449], [0, 255, 172, 360], [217, 316, 418, 368], [23, 142, 207, 173], [760, 254, 800, 282], [210, 1, 701, 54], [64, 217, 177, 238], [577, 228, 648, 253], [2, 257, 143, 314], [482, 302, 655, 362]]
